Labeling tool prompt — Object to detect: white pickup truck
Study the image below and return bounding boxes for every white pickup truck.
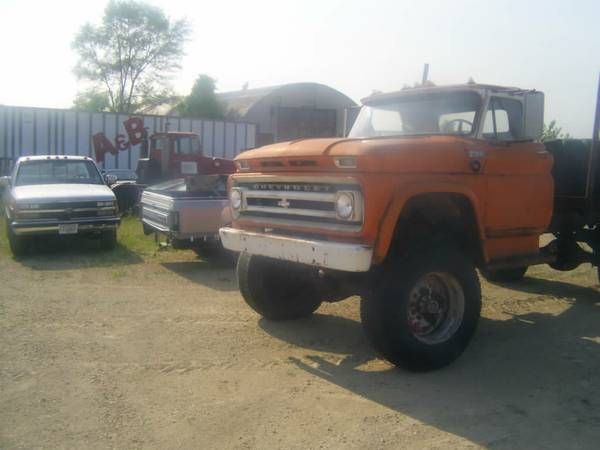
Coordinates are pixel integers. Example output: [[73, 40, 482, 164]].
[[1, 155, 120, 256]]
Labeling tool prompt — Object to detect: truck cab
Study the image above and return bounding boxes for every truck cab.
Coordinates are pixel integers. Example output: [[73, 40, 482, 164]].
[[220, 82, 600, 371], [137, 131, 235, 185]]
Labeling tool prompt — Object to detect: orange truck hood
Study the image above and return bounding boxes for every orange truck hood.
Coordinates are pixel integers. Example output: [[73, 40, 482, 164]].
[[236, 136, 481, 174]]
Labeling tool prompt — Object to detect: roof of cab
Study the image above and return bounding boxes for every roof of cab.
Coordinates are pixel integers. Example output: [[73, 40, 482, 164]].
[[362, 83, 533, 104]]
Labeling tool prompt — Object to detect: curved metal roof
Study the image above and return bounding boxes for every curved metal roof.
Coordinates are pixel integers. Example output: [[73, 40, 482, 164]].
[[217, 82, 356, 119]]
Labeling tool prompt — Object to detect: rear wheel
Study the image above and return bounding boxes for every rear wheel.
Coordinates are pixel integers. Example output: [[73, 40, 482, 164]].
[[100, 229, 117, 250], [482, 266, 528, 283], [237, 253, 322, 320], [360, 244, 481, 371]]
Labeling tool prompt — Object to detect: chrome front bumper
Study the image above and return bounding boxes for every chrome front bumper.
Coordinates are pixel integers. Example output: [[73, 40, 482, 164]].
[[219, 227, 373, 272], [10, 217, 120, 235]]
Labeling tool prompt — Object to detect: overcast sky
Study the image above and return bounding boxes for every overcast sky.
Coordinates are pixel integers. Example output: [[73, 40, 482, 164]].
[[0, 0, 598, 137]]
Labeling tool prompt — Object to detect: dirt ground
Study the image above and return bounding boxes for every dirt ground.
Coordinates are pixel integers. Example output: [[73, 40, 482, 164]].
[[1, 244, 599, 449]]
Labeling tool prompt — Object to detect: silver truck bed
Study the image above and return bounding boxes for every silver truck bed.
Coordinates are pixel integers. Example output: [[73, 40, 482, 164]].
[[140, 179, 231, 241]]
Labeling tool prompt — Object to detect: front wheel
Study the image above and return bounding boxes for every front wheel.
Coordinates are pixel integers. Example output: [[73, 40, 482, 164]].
[[7, 223, 27, 258], [360, 245, 481, 371], [237, 253, 322, 320]]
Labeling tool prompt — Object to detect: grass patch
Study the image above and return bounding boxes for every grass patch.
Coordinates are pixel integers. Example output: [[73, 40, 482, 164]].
[[116, 214, 163, 258], [0, 214, 188, 268]]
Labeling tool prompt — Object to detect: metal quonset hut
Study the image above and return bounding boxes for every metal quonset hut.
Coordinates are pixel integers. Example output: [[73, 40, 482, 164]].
[[217, 82, 357, 147]]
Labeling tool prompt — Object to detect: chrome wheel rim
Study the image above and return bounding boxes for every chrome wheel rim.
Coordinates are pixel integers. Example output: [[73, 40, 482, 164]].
[[407, 272, 465, 345]]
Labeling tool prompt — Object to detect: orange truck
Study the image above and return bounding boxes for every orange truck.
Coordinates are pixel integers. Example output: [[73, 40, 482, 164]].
[[219, 80, 600, 371]]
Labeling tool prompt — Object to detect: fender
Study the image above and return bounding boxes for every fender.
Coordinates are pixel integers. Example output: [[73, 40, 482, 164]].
[[372, 181, 487, 263]]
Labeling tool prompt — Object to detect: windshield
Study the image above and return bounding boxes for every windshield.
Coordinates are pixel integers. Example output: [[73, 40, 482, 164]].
[[15, 160, 104, 186], [175, 136, 202, 154], [348, 91, 482, 138], [151, 136, 202, 154]]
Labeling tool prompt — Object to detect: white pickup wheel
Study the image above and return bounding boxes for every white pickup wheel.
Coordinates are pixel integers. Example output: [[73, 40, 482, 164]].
[[360, 244, 481, 371], [6, 221, 27, 258]]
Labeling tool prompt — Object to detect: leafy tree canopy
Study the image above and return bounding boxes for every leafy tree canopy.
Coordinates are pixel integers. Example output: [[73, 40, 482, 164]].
[[177, 74, 225, 119], [72, 0, 190, 113], [72, 90, 111, 112], [542, 120, 571, 141]]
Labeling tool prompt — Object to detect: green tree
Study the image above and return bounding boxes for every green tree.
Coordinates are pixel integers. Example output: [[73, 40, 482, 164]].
[[541, 120, 571, 141], [177, 75, 225, 119], [72, 0, 190, 113], [72, 90, 111, 112]]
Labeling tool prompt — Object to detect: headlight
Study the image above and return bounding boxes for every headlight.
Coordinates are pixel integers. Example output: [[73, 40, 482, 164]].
[[230, 189, 242, 210], [334, 157, 357, 169], [335, 191, 354, 219]]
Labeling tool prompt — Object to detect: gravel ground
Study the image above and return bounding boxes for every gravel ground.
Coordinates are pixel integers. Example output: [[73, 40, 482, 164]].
[[1, 247, 599, 449]]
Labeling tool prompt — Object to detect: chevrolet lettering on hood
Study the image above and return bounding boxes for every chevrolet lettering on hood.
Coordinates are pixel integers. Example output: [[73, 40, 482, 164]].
[[251, 183, 333, 193]]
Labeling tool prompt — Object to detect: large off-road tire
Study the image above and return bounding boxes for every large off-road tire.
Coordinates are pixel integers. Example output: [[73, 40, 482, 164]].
[[237, 253, 322, 320], [100, 229, 117, 250], [360, 244, 481, 371], [482, 266, 528, 283], [7, 223, 27, 258]]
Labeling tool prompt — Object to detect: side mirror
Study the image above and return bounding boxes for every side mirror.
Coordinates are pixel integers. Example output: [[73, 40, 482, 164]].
[[104, 174, 118, 185], [523, 91, 544, 141], [0, 175, 11, 188]]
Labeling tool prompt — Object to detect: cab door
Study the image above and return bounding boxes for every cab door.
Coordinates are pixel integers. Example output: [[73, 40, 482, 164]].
[[478, 97, 553, 258]]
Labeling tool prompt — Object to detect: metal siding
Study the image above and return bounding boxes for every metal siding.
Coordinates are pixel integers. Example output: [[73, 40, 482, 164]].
[[0, 107, 5, 158], [0, 106, 256, 168], [246, 124, 256, 149], [74, 111, 79, 155], [103, 113, 116, 169], [225, 123, 235, 158], [201, 121, 214, 157], [87, 113, 93, 157], [63, 111, 77, 156], [78, 112, 91, 157], [21, 109, 35, 156], [10, 108, 16, 158], [214, 121, 225, 157], [236, 123, 246, 153], [53, 110, 59, 155], [91, 113, 104, 166], [179, 119, 192, 131], [1, 107, 6, 158], [61, 110, 66, 154], [37, 109, 50, 154], [33, 110, 37, 154]]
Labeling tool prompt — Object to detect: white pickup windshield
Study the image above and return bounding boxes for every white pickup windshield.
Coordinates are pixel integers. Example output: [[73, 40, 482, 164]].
[[15, 160, 104, 186], [348, 91, 481, 138]]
